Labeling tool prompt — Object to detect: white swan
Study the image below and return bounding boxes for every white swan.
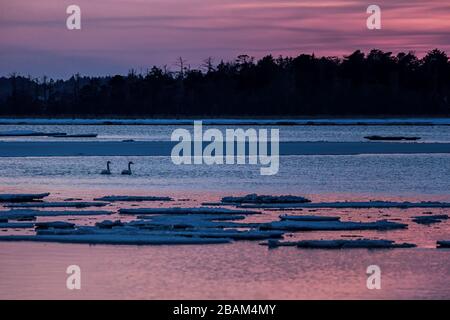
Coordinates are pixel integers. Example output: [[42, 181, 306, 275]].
[[121, 161, 134, 175], [101, 161, 112, 175]]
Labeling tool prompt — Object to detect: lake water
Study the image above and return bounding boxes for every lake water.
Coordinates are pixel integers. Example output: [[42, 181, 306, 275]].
[[2, 124, 450, 142], [0, 122, 450, 299]]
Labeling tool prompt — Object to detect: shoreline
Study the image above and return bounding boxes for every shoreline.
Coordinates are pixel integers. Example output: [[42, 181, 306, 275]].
[[0, 117, 450, 126]]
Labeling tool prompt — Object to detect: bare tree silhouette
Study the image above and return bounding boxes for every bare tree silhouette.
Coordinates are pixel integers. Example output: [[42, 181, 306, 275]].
[[1, 49, 449, 117]]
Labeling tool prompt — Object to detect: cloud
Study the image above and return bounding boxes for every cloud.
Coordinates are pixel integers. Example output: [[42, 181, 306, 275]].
[[1, 0, 449, 77]]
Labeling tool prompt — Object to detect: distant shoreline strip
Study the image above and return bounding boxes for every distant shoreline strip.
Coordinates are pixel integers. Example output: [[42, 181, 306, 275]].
[[0, 118, 450, 126]]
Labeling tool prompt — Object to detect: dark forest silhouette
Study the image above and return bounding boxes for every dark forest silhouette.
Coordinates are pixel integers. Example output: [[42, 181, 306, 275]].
[[1, 49, 449, 117]]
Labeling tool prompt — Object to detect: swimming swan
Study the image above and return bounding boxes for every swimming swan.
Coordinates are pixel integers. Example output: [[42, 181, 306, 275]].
[[101, 161, 112, 175], [121, 161, 134, 175]]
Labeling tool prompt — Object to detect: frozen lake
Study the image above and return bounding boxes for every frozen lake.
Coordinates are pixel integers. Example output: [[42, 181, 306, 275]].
[[1, 120, 450, 299]]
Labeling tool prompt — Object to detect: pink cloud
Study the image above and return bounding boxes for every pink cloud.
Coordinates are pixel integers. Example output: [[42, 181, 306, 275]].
[[1, 0, 449, 78]]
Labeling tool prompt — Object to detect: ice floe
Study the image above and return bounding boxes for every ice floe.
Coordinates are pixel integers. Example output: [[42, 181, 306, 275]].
[[265, 239, 416, 249], [0, 130, 97, 138], [1, 213, 266, 245], [94, 196, 173, 202], [0, 193, 50, 202], [259, 219, 407, 231], [437, 241, 450, 248], [279, 214, 340, 221], [119, 207, 260, 215], [240, 201, 450, 209], [201, 202, 232, 206], [128, 214, 258, 229], [171, 229, 283, 240], [0, 222, 34, 228], [53, 134, 97, 138], [95, 220, 124, 228], [35, 221, 76, 230], [36, 225, 283, 240], [0, 130, 64, 137], [6, 201, 108, 208], [222, 194, 311, 204], [0, 209, 113, 220], [412, 215, 449, 225], [0, 234, 232, 245], [135, 214, 247, 222], [364, 135, 421, 141]]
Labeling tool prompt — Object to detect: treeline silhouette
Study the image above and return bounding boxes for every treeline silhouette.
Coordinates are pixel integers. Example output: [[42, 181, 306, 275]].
[[1, 49, 449, 116]]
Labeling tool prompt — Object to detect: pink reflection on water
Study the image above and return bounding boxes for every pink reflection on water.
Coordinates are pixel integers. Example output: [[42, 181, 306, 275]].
[[1, 242, 450, 299], [1, 185, 450, 299]]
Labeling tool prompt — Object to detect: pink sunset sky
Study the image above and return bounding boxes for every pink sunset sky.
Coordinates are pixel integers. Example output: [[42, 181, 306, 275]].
[[1, 0, 450, 78]]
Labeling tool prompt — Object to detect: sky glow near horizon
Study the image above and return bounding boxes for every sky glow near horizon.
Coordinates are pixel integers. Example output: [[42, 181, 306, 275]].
[[1, 0, 450, 78]]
